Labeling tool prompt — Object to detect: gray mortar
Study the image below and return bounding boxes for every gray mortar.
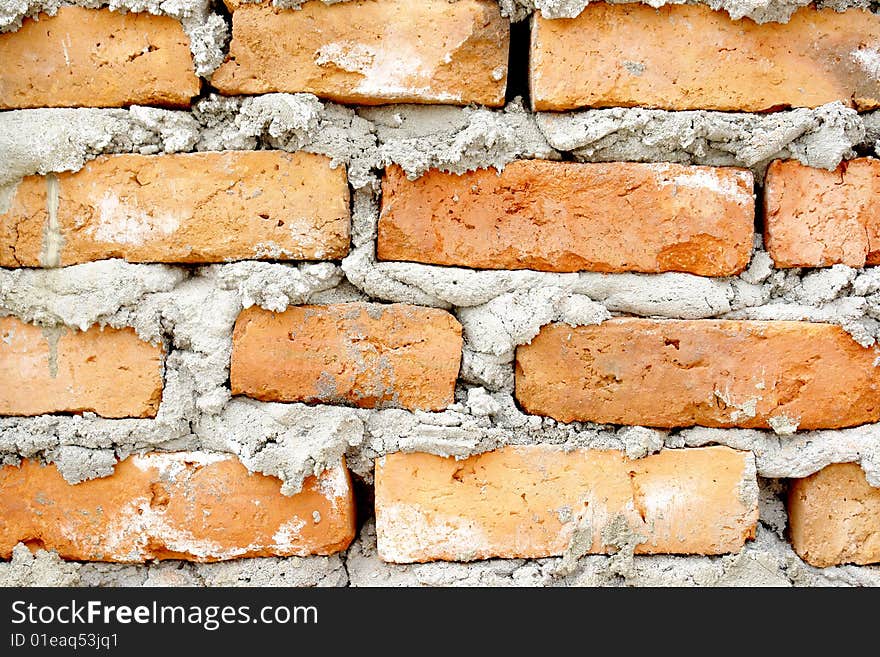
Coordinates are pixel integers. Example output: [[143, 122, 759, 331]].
[[4, 94, 880, 582], [0, 0, 227, 76], [536, 102, 865, 174]]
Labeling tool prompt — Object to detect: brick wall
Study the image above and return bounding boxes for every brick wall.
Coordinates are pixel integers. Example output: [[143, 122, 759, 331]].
[[1, 0, 880, 587]]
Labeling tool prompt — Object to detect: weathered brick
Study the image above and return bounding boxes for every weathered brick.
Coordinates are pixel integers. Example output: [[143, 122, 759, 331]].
[[231, 303, 462, 411], [378, 161, 754, 276], [0, 151, 349, 267], [515, 319, 880, 430], [0, 454, 355, 562], [375, 446, 757, 563], [0, 7, 199, 109], [788, 463, 880, 567], [764, 159, 880, 268], [212, 0, 508, 106], [0, 317, 163, 419], [530, 4, 880, 112]]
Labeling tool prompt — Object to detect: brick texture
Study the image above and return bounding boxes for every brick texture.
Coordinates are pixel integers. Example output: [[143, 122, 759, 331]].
[[0, 7, 199, 109], [378, 161, 754, 276], [212, 0, 508, 106], [788, 463, 880, 567], [0, 151, 349, 267], [375, 446, 757, 563], [764, 158, 880, 268], [231, 303, 462, 411], [0, 317, 163, 419], [515, 319, 880, 430], [530, 4, 880, 112], [0, 454, 355, 562]]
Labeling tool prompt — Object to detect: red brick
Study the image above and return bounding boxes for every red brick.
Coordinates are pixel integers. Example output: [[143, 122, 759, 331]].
[[212, 0, 508, 106], [515, 318, 880, 430], [375, 446, 757, 562], [0, 317, 163, 419], [231, 303, 462, 411], [0, 7, 199, 109], [378, 161, 754, 276], [765, 158, 880, 268], [530, 4, 880, 112], [0, 454, 355, 562], [788, 463, 880, 567]]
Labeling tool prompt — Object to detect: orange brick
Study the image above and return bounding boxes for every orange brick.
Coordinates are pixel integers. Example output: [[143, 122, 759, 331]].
[[764, 159, 880, 268], [0, 317, 163, 419], [374, 446, 757, 562], [378, 161, 754, 276], [530, 4, 880, 112], [0, 453, 355, 562], [212, 0, 508, 106], [788, 463, 880, 567], [0, 151, 349, 267], [231, 303, 462, 411], [515, 319, 880, 430], [0, 7, 199, 109]]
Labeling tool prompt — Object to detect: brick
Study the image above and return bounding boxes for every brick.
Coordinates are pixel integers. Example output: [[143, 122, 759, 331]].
[[788, 463, 880, 567], [0, 317, 163, 419], [231, 303, 462, 411], [515, 318, 880, 430], [530, 4, 880, 112], [212, 0, 508, 106], [764, 159, 880, 268], [375, 445, 757, 563], [378, 161, 754, 276], [0, 453, 355, 562], [0, 7, 199, 109], [0, 151, 350, 267]]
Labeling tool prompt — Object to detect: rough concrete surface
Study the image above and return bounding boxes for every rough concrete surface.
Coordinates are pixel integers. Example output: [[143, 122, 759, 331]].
[[3, 6, 880, 582]]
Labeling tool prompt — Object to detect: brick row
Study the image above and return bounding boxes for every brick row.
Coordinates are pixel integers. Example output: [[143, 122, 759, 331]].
[[3, 4, 878, 112], [379, 157, 880, 273]]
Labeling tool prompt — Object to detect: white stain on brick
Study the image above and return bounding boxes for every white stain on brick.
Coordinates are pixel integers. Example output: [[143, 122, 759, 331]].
[[130, 452, 230, 478], [376, 502, 491, 563], [314, 34, 466, 103], [272, 517, 307, 551], [89, 191, 180, 245], [654, 164, 754, 205], [0, 180, 18, 215], [851, 47, 880, 81]]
